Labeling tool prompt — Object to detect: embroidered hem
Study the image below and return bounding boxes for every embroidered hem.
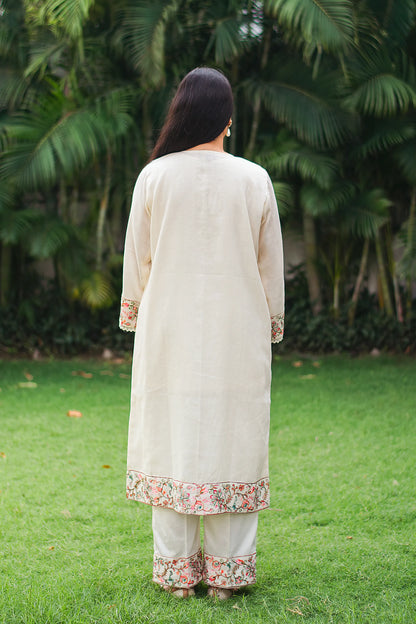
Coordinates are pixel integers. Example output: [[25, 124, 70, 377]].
[[119, 297, 139, 332], [126, 470, 270, 515], [153, 549, 203, 588], [271, 313, 284, 343], [203, 552, 256, 588]]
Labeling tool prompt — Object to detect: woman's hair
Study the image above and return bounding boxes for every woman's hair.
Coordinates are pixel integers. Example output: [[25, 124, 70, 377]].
[[149, 67, 233, 161]]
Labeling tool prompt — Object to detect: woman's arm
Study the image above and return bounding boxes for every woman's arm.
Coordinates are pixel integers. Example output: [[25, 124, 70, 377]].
[[119, 172, 152, 332], [258, 174, 285, 343]]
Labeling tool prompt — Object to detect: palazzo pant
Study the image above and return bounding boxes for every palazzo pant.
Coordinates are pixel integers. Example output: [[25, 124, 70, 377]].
[[152, 507, 259, 589]]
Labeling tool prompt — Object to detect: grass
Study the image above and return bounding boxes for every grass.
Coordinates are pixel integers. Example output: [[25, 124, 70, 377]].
[[0, 354, 415, 623]]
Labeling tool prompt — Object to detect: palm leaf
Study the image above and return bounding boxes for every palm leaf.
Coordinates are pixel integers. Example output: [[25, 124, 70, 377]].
[[247, 71, 356, 149], [395, 139, 416, 184], [34, 0, 95, 39], [79, 271, 114, 309], [24, 40, 67, 79], [345, 51, 416, 117], [0, 208, 41, 244], [346, 74, 416, 117], [205, 17, 247, 65], [0, 85, 133, 190], [114, 0, 180, 87], [366, 0, 416, 46], [272, 182, 294, 216], [358, 120, 416, 157], [265, 0, 355, 55], [26, 216, 77, 259], [340, 189, 391, 238], [300, 181, 355, 216], [258, 136, 340, 189]]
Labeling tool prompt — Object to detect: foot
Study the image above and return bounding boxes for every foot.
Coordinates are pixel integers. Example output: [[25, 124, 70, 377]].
[[162, 586, 195, 598], [207, 586, 235, 600]]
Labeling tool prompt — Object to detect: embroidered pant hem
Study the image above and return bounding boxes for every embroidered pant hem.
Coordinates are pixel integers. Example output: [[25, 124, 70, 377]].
[[152, 506, 258, 588]]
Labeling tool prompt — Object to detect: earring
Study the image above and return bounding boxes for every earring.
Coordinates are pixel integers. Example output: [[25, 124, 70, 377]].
[[226, 120, 232, 137]]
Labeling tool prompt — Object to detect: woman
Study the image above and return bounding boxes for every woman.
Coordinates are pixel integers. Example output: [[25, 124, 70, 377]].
[[120, 67, 284, 599]]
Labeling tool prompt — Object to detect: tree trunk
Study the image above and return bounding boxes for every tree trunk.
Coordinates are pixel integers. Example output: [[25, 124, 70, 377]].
[[406, 187, 416, 319], [332, 239, 341, 318], [348, 238, 369, 326], [142, 96, 154, 159], [244, 26, 271, 161], [96, 151, 112, 272], [333, 274, 340, 318], [0, 243, 11, 307], [245, 92, 261, 161], [385, 225, 403, 322], [375, 230, 394, 317], [303, 210, 322, 315], [230, 57, 238, 155]]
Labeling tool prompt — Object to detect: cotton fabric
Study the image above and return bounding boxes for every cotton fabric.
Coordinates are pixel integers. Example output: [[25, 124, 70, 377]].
[[120, 150, 284, 515], [152, 507, 258, 588]]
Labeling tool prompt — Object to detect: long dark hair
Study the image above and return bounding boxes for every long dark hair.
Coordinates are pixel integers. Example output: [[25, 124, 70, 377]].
[[149, 67, 233, 161]]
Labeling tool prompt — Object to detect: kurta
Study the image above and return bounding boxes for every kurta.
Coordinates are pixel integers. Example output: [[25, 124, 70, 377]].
[[120, 150, 284, 515]]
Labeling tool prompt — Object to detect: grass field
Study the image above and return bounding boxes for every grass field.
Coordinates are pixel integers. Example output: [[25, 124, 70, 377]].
[[0, 355, 415, 623]]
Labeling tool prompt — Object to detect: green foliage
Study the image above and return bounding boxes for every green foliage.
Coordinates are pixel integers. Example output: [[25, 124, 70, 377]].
[[0, 0, 416, 346], [265, 0, 355, 55], [251, 72, 357, 149], [280, 266, 415, 353]]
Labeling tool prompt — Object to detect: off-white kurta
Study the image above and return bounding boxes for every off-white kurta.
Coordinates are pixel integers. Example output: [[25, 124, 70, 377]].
[[120, 150, 284, 515]]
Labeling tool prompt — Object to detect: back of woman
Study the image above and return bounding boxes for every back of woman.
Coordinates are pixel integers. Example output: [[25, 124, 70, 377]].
[[120, 67, 284, 600]]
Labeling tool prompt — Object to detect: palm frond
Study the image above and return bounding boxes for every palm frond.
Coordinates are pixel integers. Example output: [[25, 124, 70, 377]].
[[265, 0, 355, 55], [0, 208, 41, 244], [366, 0, 416, 46], [358, 120, 416, 157], [259, 146, 339, 190], [346, 74, 416, 117], [0, 85, 133, 190], [205, 16, 249, 65], [26, 216, 77, 259], [34, 0, 95, 39], [247, 73, 356, 149], [79, 271, 114, 309], [345, 50, 416, 117], [340, 189, 391, 238], [395, 139, 416, 184], [114, 0, 180, 87], [272, 182, 294, 216], [300, 181, 355, 216], [24, 40, 67, 79]]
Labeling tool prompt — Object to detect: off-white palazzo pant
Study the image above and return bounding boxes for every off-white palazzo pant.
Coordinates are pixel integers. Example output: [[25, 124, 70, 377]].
[[152, 508, 258, 589]]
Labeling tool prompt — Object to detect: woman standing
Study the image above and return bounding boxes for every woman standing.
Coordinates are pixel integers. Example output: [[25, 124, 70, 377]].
[[120, 67, 284, 599]]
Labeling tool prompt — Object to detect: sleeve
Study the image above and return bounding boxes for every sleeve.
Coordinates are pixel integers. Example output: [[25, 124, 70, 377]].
[[258, 173, 285, 343], [119, 172, 151, 332]]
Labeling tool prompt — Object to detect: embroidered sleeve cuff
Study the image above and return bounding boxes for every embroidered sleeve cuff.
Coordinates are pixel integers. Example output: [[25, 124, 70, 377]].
[[119, 297, 139, 332], [271, 313, 284, 343]]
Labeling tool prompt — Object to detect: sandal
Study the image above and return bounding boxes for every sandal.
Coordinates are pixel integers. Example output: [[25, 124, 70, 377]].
[[162, 586, 195, 598], [207, 586, 235, 600]]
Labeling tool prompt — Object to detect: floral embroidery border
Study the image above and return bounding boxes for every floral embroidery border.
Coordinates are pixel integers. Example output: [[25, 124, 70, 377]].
[[271, 313, 284, 343], [203, 552, 256, 588], [119, 297, 139, 332], [126, 470, 270, 515], [153, 549, 203, 588]]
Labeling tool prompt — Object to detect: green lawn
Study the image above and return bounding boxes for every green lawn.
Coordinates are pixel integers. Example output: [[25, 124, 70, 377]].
[[0, 355, 415, 623]]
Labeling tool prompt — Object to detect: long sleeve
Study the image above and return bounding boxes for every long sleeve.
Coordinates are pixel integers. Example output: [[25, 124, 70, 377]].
[[258, 174, 285, 343], [119, 171, 151, 332]]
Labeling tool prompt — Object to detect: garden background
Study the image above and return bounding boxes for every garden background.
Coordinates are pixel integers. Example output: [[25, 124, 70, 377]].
[[0, 0, 415, 356]]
